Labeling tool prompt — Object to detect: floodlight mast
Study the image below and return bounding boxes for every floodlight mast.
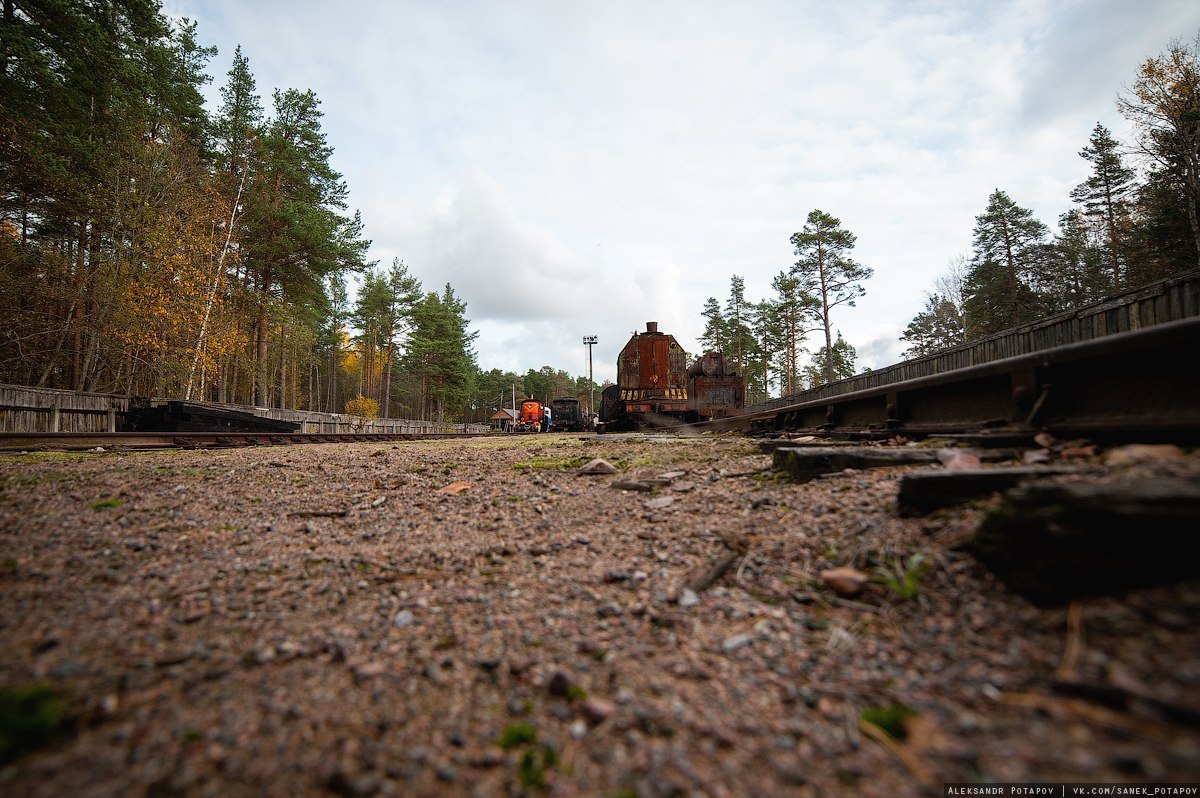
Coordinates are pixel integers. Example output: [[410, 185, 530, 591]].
[[583, 335, 597, 424]]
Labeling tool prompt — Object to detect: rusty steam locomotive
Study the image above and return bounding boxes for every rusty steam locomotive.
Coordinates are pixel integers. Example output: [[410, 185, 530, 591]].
[[597, 322, 745, 432]]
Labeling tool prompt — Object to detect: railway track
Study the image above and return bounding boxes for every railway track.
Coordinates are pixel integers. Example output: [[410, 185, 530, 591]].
[[0, 430, 486, 452], [684, 315, 1200, 443], [5, 316, 1197, 452]]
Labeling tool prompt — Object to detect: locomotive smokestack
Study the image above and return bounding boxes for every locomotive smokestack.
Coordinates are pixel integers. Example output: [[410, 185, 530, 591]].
[[646, 321, 658, 333]]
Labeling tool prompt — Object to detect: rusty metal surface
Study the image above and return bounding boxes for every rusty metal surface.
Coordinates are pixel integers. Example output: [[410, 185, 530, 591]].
[[688, 375, 744, 420], [616, 322, 688, 396]]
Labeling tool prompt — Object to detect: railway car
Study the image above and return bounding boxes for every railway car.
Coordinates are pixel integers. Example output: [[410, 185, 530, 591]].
[[549, 397, 584, 432]]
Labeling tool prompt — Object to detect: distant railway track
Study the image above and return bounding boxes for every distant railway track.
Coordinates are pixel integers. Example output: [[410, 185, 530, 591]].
[[0, 430, 487, 452], [10, 317, 1196, 451], [686, 315, 1200, 443]]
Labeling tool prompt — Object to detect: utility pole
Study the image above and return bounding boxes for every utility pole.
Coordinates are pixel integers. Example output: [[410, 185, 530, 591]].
[[583, 335, 597, 424]]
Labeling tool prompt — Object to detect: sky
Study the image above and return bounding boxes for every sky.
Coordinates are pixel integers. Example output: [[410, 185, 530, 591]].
[[164, 0, 1200, 384]]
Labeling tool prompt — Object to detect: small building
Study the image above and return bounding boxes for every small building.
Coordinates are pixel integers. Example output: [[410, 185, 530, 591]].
[[489, 408, 517, 432]]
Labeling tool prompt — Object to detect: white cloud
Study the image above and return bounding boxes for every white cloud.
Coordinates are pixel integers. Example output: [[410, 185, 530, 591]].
[[413, 171, 589, 322]]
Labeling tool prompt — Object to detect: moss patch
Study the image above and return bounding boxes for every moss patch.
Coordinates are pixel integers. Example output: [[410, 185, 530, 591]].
[[0, 683, 70, 764], [860, 703, 917, 740]]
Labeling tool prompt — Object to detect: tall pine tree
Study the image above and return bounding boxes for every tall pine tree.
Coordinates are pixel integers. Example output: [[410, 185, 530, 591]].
[[962, 190, 1049, 337], [724, 275, 756, 381], [789, 210, 872, 386], [1070, 123, 1137, 292], [239, 87, 370, 406], [698, 297, 726, 354], [401, 285, 478, 423]]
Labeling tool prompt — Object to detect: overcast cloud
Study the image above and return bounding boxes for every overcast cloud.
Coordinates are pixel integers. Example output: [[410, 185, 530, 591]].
[[165, 0, 1200, 382]]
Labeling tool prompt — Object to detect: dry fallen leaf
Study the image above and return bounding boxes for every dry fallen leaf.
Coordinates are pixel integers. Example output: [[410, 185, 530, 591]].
[[938, 449, 982, 470], [1060, 445, 1097, 459], [1105, 444, 1185, 466]]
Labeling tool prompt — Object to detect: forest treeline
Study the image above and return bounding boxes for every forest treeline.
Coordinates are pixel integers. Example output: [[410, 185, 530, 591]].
[[697, 34, 1200, 401]]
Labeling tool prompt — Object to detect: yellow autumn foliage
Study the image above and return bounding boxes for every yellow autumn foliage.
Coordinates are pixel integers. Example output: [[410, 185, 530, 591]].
[[111, 146, 240, 394], [345, 395, 379, 420]]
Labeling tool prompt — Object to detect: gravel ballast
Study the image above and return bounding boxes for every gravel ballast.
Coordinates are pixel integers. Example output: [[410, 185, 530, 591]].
[[1, 433, 1198, 797]]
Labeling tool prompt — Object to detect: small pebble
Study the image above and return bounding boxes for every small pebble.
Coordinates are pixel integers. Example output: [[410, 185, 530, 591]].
[[721, 634, 752, 652]]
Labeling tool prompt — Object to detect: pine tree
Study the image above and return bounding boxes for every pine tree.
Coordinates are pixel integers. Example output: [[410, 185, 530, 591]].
[[900, 294, 965, 358], [759, 270, 817, 397], [317, 274, 350, 412], [352, 259, 421, 416], [724, 275, 756, 379], [1046, 210, 1109, 310], [1127, 169, 1196, 284], [789, 210, 873, 386], [699, 297, 726, 353], [900, 258, 968, 358], [804, 331, 856, 388], [402, 285, 478, 422], [1070, 124, 1137, 292], [213, 46, 263, 180], [240, 87, 370, 406], [146, 18, 215, 150], [962, 190, 1049, 337]]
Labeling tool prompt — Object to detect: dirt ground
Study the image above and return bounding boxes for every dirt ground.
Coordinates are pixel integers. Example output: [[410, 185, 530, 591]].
[[1, 432, 1198, 797]]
